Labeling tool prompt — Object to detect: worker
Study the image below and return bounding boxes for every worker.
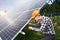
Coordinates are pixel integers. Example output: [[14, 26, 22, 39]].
[[28, 10, 55, 40]]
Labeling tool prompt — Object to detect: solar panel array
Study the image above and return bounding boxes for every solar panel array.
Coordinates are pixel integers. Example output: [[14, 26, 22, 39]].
[[0, 0, 47, 40]]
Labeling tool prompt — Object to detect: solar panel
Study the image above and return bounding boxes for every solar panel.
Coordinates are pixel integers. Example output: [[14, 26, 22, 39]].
[[0, 0, 47, 40]]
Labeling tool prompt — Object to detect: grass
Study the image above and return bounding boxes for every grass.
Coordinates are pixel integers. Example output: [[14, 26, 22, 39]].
[[14, 29, 44, 40], [55, 27, 60, 40], [14, 16, 60, 40]]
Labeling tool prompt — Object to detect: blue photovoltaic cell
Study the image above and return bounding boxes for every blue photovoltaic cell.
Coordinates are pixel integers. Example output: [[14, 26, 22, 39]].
[[0, 0, 47, 40], [0, 11, 32, 40]]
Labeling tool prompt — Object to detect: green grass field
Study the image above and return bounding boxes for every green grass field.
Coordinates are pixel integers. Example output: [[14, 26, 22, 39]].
[[14, 16, 60, 40]]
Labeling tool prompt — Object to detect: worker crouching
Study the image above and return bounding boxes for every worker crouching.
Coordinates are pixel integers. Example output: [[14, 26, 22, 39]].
[[28, 10, 55, 40]]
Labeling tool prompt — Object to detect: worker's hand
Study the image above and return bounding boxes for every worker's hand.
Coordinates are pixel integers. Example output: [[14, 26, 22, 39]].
[[28, 23, 32, 25], [28, 26, 34, 30]]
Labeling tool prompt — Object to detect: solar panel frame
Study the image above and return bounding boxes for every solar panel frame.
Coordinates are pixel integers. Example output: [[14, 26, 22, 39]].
[[0, 0, 47, 40], [12, 1, 47, 40]]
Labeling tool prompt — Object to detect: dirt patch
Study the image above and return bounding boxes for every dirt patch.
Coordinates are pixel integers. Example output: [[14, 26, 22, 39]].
[[57, 26, 60, 29], [35, 32, 42, 35]]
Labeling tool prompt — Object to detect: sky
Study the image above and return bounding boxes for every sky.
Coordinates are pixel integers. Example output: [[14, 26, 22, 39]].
[[47, 0, 54, 4]]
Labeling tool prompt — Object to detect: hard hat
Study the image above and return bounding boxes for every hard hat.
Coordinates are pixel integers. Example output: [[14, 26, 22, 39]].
[[32, 10, 39, 19]]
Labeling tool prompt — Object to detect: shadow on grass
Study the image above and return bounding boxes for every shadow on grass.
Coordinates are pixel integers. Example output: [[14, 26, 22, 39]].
[[14, 16, 60, 40], [14, 26, 60, 40]]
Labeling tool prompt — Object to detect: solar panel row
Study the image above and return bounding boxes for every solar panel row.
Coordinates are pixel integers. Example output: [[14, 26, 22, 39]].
[[0, 0, 47, 40], [0, 10, 32, 40]]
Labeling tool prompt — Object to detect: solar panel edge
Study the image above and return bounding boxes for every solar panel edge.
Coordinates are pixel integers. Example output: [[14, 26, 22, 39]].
[[11, 1, 47, 40], [11, 17, 32, 40]]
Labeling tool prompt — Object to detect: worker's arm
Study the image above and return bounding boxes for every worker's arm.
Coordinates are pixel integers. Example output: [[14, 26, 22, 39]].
[[28, 21, 40, 27], [29, 20, 48, 32], [32, 22, 47, 32]]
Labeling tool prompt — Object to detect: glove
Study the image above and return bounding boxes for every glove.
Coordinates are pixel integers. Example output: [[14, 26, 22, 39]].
[[28, 26, 34, 30]]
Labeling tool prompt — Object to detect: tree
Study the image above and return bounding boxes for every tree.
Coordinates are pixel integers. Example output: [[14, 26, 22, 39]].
[[40, 0, 60, 16]]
